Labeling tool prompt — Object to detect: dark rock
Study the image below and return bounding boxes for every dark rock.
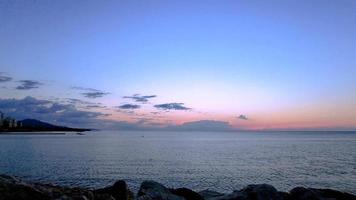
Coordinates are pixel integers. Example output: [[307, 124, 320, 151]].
[[94, 180, 133, 200], [198, 190, 225, 199], [0, 175, 50, 200], [277, 192, 290, 200], [289, 187, 322, 200], [289, 187, 356, 200], [212, 184, 283, 200], [239, 184, 283, 200], [170, 188, 204, 200], [137, 181, 184, 200], [0, 175, 95, 200]]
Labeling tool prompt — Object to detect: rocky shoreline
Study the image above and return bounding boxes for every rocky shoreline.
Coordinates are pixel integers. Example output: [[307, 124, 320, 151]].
[[0, 174, 355, 200]]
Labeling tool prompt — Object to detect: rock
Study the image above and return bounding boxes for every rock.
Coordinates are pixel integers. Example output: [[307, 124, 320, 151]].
[[212, 184, 282, 200], [239, 184, 283, 200], [0, 175, 50, 200], [289, 187, 322, 200], [137, 181, 184, 200], [94, 180, 133, 200], [0, 175, 95, 200], [289, 187, 356, 200], [170, 188, 204, 200], [94, 193, 116, 200], [312, 188, 356, 200], [198, 190, 224, 199]]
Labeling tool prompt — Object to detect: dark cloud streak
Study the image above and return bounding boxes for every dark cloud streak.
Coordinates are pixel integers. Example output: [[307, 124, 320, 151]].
[[0, 75, 12, 83], [16, 80, 42, 90], [154, 103, 191, 111], [118, 104, 140, 109], [71, 86, 109, 98], [123, 94, 157, 103], [237, 114, 248, 120]]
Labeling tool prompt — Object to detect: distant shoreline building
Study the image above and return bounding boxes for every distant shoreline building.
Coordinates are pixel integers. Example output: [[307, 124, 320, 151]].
[[0, 111, 21, 129], [0, 111, 4, 127]]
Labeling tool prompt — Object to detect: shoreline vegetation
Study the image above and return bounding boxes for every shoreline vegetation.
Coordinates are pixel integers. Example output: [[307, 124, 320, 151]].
[[0, 174, 355, 200]]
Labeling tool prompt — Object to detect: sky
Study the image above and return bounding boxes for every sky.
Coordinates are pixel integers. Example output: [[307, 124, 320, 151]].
[[0, 0, 355, 131]]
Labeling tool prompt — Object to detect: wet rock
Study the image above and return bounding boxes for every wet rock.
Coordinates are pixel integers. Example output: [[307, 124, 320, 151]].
[[289, 187, 321, 200], [0, 175, 95, 200], [137, 181, 184, 200], [312, 188, 356, 200], [198, 190, 224, 199], [212, 184, 282, 200], [239, 184, 283, 200], [94, 180, 133, 200], [289, 187, 356, 200], [0, 175, 49, 200], [170, 188, 204, 200]]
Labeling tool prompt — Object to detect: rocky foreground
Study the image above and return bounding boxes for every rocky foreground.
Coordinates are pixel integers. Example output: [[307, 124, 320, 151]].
[[0, 175, 355, 200]]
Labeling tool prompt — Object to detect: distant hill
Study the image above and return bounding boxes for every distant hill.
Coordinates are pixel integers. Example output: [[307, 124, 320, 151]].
[[20, 119, 63, 129], [1, 119, 91, 132]]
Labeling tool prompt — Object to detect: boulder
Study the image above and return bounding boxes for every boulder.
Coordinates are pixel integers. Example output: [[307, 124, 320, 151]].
[[289, 187, 356, 200], [0, 175, 50, 200], [289, 187, 322, 200], [170, 188, 204, 200], [211, 184, 283, 200], [94, 180, 133, 200], [137, 181, 184, 200], [239, 184, 283, 200], [198, 190, 224, 199], [0, 175, 95, 200]]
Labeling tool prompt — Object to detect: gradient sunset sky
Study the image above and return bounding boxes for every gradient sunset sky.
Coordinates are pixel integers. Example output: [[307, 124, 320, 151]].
[[1, 0, 355, 130]]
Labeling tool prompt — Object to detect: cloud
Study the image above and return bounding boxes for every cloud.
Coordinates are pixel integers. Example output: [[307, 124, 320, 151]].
[[118, 104, 140, 109], [0, 96, 108, 128], [154, 103, 191, 111], [0, 97, 235, 131], [71, 86, 109, 98], [16, 80, 42, 90], [82, 91, 109, 98], [0, 74, 12, 83], [123, 94, 157, 103], [237, 114, 248, 120], [168, 120, 233, 131]]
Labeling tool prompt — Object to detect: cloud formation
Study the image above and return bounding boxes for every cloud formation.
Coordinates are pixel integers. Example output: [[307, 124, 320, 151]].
[[123, 94, 157, 103], [0, 97, 234, 131], [237, 114, 248, 120], [118, 104, 141, 109], [154, 103, 191, 111], [16, 80, 42, 90], [71, 86, 109, 98], [0, 74, 12, 83], [0, 96, 107, 128], [82, 91, 109, 98]]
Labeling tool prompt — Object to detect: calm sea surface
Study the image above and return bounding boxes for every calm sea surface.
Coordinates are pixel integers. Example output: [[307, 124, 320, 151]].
[[0, 131, 355, 193]]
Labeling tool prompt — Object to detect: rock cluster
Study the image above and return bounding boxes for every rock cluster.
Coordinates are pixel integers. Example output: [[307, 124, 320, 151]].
[[1, 174, 355, 200]]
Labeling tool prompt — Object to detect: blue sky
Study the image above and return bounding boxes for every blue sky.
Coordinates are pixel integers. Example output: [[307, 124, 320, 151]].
[[0, 0, 355, 130]]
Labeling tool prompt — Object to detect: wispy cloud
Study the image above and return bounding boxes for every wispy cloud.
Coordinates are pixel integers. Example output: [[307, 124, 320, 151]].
[[237, 114, 248, 120], [154, 103, 191, 111], [71, 86, 110, 98], [123, 94, 157, 103], [0, 74, 12, 83], [16, 80, 43, 90], [118, 104, 141, 109]]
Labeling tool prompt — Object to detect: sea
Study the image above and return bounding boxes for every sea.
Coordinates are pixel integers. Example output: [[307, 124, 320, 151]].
[[0, 130, 355, 194]]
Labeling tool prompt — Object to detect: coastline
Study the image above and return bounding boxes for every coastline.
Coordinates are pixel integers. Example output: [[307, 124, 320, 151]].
[[0, 132, 67, 135], [1, 174, 355, 200]]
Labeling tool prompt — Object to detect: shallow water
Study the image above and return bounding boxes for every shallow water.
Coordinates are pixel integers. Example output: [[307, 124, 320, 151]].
[[0, 130, 355, 193]]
